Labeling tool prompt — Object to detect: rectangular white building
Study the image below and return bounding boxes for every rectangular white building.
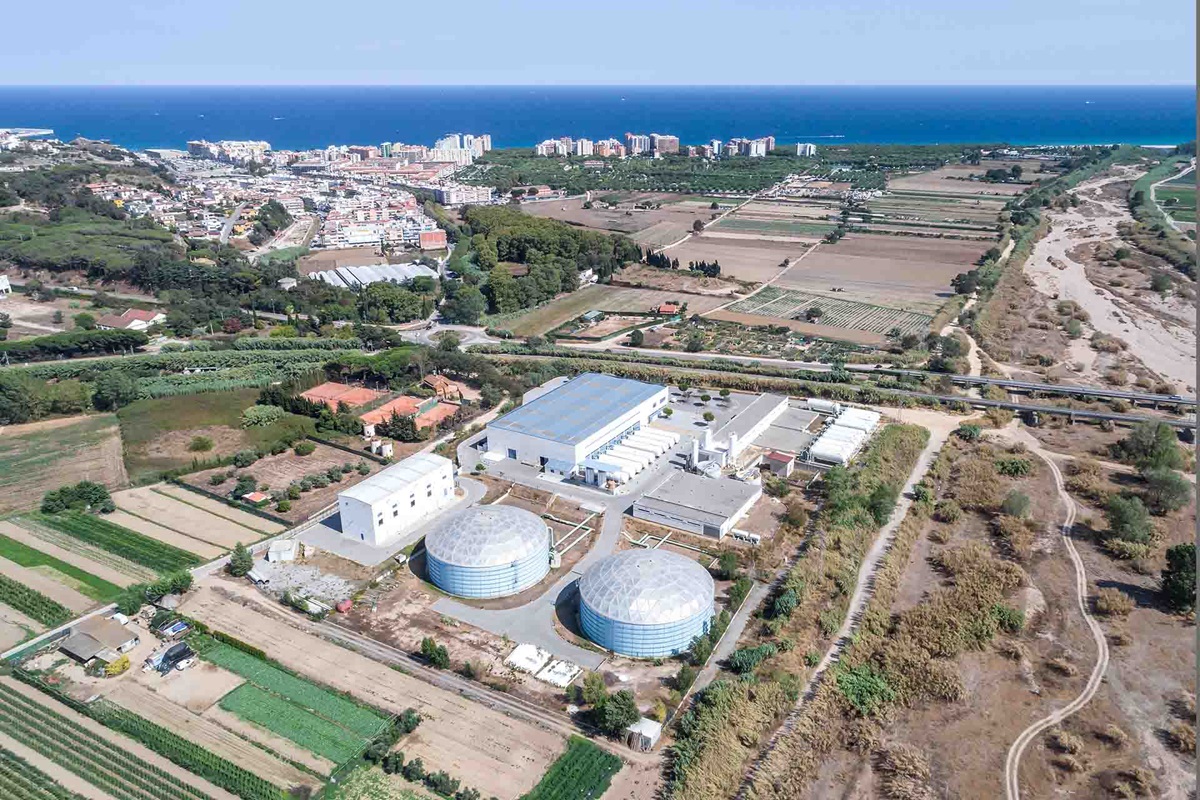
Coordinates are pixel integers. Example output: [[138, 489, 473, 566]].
[[485, 373, 669, 478], [338, 453, 456, 547]]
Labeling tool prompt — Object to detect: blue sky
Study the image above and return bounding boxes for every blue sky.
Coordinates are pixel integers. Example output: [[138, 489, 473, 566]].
[[4, 0, 1194, 85]]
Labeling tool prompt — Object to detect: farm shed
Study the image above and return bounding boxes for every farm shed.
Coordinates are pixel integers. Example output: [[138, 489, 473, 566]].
[[632, 471, 761, 540], [337, 453, 457, 547], [764, 451, 795, 477], [626, 717, 664, 751], [60, 616, 140, 664]]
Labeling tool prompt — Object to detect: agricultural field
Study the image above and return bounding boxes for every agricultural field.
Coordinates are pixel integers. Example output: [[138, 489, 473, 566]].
[[180, 584, 566, 800], [1157, 173, 1196, 223], [521, 736, 622, 800], [668, 236, 810, 283], [519, 192, 719, 247], [610, 263, 746, 297], [181, 442, 382, 523], [0, 531, 124, 603], [117, 389, 316, 484], [728, 285, 932, 337], [112, 485, 278, 552], [25, 511, 202, 574], [0, 416, 126, 516], [492, 284, 726, 337], [0, 520, 152, 585], [0, 743, 97, 800], [709, 199, 840, 241], [860, 190, 1006, 238], [775, 233, 990, 314], [886, 159, 1040, 195]]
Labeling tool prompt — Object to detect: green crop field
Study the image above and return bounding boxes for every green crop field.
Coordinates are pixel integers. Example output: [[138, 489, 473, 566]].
[[28, 512, 200, 573], [0, 574, 72, 628], [712, 217, 835, 236], [220, 684, 367, 764], [198, 640, 387, 739], [729, 286, 932, 337], [0, 535, 123, 603], [1157, 185, 1197, 223], [521, 736, 622, 800], [0, 681, 213, 800], [0, 744, 88, 800]]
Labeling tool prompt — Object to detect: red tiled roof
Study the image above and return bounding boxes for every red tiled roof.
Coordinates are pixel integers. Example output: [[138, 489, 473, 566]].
[[765, 451, 793, 463], [121, 309, 161, 323]]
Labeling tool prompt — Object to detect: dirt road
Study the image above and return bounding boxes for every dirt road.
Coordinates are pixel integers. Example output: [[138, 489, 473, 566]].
[[998, 428, 1109, 800]]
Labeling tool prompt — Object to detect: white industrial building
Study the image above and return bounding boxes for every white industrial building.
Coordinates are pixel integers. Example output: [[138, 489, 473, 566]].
[[338, 453, 457, 546], [688, 393, 789, 471], [806, 406, 882, 466], [632, 471, 762, 539], [484, 373, 674, 486]]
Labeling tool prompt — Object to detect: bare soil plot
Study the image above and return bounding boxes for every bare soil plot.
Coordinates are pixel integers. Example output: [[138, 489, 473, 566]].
[[296, 247, 385, 275], [0, 294, 75, 339], [183, 443, 381, 523], [152, 661, 245, 713], [522, 193, 707, 246], [0, 605, 42, 651], [611, 264, 744, 297], [706, 309, 885, 345], [113, 487, 266, 549], [0, 520, 155, 584], [181, 584, 565, 800], [0, 556, 94, 613], [887, 160, 1037, 196], [107, 681, 321, 794], [0, 415, 126, 516], [152, 484, 285, 536], [0, 675, 239, 800], [103, 506, 225, 559], [498, 284, 726, 337], [728, 286, 932, 337], [775, 233, 988, 314], [670, 236, 809, 283]]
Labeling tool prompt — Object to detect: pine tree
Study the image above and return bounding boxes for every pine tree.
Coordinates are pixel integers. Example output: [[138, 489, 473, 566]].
[[228, 542, 253, 577]]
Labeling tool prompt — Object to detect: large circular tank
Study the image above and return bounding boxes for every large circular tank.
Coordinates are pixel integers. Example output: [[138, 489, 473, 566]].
[[424, 505, 551, 599], [578, 548, 715, 658]]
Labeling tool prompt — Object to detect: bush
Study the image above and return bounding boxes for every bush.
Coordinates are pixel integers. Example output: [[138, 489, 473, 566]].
[[1105, 495, 1154, 544], [1161, 543, 1196, 612], [1141, 468, 1192, 515], [104, 654, 131, 676], [420, 636, 450, 669], [241, 405, 285, 428], [956, 424, 982, 442], [992, 603, 1025, 633], [188, 435, 214, 452], [1000, 490, 1031, 518], [209, 474, 226, 486], [41, 481, 111, 514], [729, 643, 777, 674], [294, 440, 316, 456], [231, 450, 260, 468], [995, 457, 1032, 477], [1094, 587, 1135, 616], [934, 499, 963, 523], [1167, 721, 1196, 753], [675, 664, 697, 692], [836, 664, 895, 717], [275, 499, 291, 513]]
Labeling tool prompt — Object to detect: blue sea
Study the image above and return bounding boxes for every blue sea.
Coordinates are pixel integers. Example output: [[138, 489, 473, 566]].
[[0, 86, 1193, 152]]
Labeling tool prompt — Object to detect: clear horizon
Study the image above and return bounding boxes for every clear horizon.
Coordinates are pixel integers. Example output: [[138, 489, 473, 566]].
[[4, 0, 1193, 86]]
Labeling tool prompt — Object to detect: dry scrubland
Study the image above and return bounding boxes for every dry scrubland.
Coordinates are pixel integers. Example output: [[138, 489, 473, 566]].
[[669, 236, 809, 284], [0, 415, 126, 515]]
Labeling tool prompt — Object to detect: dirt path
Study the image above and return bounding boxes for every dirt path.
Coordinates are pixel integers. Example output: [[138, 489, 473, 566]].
[[0, 731, 118, 800], [701, 242, 823, 318], [1151, 161, 1195, 234], [1023, 168, 1196, 392], [997, 428, 1109, 800], [106, 681, 320, 793], [0, 555, 94, 612]]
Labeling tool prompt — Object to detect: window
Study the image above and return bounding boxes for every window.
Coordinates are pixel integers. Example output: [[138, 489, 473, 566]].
[[410, 499, 416, 508], [507, 448, 517, 459]]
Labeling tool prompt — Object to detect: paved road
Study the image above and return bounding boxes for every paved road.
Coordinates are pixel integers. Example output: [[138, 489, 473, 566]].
[[219, 201, 248, 244], [1001, 428, 1109, 800]]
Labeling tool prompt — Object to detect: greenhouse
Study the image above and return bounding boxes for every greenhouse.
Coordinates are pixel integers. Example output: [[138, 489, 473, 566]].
[[578, 549, 715, 658], [424, 506, 551, 599]]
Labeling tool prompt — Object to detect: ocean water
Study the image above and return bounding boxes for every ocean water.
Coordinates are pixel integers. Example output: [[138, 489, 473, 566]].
[[0, 85, 1193, 152]]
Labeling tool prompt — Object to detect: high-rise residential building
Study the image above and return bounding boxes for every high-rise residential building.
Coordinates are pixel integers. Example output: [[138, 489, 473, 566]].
[[795, 143, 817, 156], [722, 141, 739, 158], [462, 134, 475, 153], [764, 136, 776, 153], [650, 133, 679, 155], [558, 136, 574, 152], [746, 139, 767, 157], [573, 138, 594, 156], [534, 140, 558, 156], [477, 134, 492, 152], [625, 133, 651, 155], [380, 142, 393, 158], [709, 139, 722, 155], [435, 133, 462, 151]]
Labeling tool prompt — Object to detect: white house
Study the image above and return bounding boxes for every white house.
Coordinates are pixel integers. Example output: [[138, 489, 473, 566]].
[[95, 308, 167, 331], [337, 453, 457, 547]]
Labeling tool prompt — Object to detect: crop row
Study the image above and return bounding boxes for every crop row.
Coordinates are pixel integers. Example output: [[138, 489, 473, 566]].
[[201, 640, 387, 738], [91, 700, 287, 800], [521, 736, 622, 800], [0, 745, 85, 800], [0, 680, 212, 800], [28, 512, 200, 574], [0, 573, 72, 627], [0, 533, 123, 603], [219, 684, 366, 764], [20, 348, 359, 380]]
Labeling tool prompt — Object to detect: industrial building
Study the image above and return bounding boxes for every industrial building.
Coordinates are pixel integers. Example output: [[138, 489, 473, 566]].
[[632, 471, 762, 539], [338, 453, 456, 546], [689, 393, 789, 471], [424, 506, 551, 599], [807, 406, 882, 466], [579, 548, 715, 658], [484, 373, 674, 486]]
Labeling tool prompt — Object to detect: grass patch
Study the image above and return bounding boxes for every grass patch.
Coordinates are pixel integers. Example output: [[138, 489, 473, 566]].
[[0, 535, 123, 602], [0, 415, 120, 516], [521, 735, 622, 800]]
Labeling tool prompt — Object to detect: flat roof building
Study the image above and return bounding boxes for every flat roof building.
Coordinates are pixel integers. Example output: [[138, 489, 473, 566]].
[[632, 471, 762, 539], [338, 453, 456, 547], [485, 373, 669, 483]]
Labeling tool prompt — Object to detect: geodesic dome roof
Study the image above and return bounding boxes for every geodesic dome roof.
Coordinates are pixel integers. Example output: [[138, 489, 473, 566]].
[[424, 506, 549, 568], [579, 549, 714, 626]]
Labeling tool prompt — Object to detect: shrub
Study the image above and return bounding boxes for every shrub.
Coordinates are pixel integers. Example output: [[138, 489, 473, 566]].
[[992, 603, 1025, 633], [1047, 657, 1078, 676], [241, 405, 285, 428], [1167, 721, 1196, 754], [231, 450, 259, 468], [275, 499, 291, 513], [420, 636, 450, 669], [1105, 494, 1154, 544], [729, 643, 777, 674], [1000, 490, 1031, 518], [1094, 587, 1134, 616], [675, 664, 697, 692], [934, 499, 962, 523], [836, 664, 895, 717], [1161, 543, 1196, 612], [1141, 468, 1192, 515], [188, 435, 214, 452], [286, 484, 301, 500], [1104, 538, 1152, 560], [995, 457, 1032, 477], [209, 474, 227, 486], [294, 440, 316, 456], [763, 475, 790, 498], [1098, 724, 1128, 748], [1046, 727, 1084, 753], [41, 481, 111, 514], [956, 424, 982, 442], [104, 654, 131, 676]]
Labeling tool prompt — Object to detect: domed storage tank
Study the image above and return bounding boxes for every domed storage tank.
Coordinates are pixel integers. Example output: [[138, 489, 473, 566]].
[[578, 548, 714, 658], [424, 506, 551, 599]]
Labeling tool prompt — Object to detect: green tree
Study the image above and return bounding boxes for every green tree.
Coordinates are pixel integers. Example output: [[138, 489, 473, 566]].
[[716, 551, 739, 580], [91, 371, 139, 411], [73, 312, 98, 330], [629, 328, 645, 347], [1105, 494, 1153, 544], [441, 285, 487, 325], [420, 636, 450, 669], [581, 671, 608, 707], [228, 542, 253, 576], [598, 689, 640, 735], [1141, 468, 1192, 515], [867, 483, 900, 525], [1113, 421, 1184, 471], [485, 266, 522, 314], [1161, 543, 1196, 612]]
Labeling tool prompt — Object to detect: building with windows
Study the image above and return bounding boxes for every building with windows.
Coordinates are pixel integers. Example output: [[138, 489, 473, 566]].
[[650, 134, 679, 155], [795, 143, 817, 156], [631, 471, 761, 539], [425, 506, 551, 598], [579, 549, 714, 658], [625, 133, 651, 155], [484, 373, 671, 485], [337, 453, 456, 547]]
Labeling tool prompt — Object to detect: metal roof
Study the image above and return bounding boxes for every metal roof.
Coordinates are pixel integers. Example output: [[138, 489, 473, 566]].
[[424, 505, 550, 568], [638, 471, 761, 524], [338, 453, 451, 506], [716, 393, 789, 441], [579, 548, 714, 626], [489, 373, 665, 446]]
